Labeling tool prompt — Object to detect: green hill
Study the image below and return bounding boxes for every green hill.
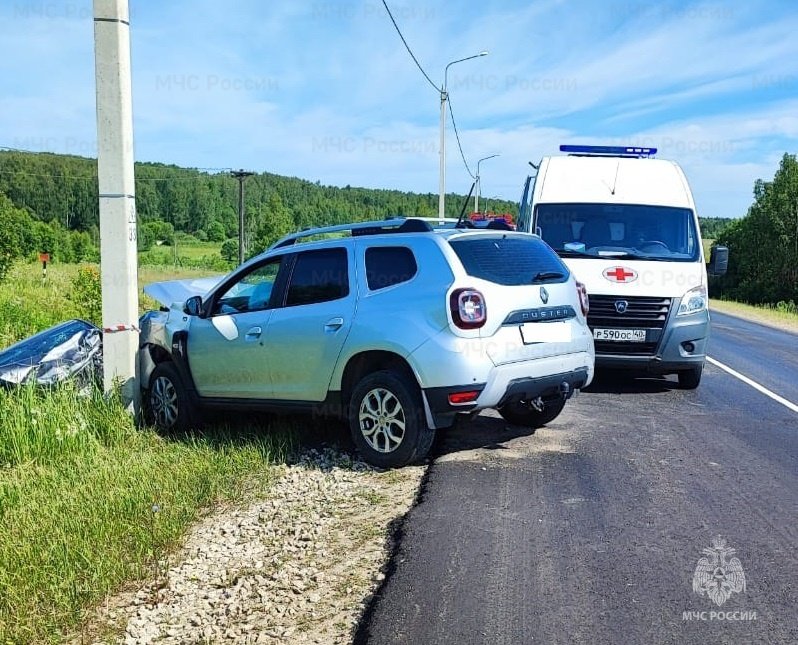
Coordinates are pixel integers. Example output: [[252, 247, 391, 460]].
[[0, 149, 518, 249]]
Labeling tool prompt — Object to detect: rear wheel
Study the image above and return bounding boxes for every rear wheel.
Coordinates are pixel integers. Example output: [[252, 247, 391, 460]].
[[146, 362, 198, 433], [678, 364, 703, 389], [498, 398, 567, 429], [348, 370, 434, 468]]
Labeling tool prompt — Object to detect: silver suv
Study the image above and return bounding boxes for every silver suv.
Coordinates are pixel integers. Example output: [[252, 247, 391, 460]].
[[139, 218, 595, 467]]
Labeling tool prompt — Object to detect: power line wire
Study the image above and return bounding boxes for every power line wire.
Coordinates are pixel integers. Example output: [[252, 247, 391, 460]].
[[447, 96, 475, 179], [380, 0, 440, 93], [0, 169, 247, 183]]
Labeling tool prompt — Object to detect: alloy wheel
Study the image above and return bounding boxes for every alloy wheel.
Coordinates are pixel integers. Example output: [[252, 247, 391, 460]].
[[358, 387, 406, 453], [151, 376, 179, 429]]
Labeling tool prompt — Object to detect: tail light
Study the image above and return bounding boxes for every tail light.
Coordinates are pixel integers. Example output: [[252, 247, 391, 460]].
[[576, 281, 589, 317], [450, 288, 486, 329]]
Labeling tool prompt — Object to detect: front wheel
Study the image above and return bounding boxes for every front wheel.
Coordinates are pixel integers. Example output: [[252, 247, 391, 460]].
[[498, 398, 567, 428], [348, 370, 434, 468], [146, 362, 198, 433], [678, 365, 703, 389]]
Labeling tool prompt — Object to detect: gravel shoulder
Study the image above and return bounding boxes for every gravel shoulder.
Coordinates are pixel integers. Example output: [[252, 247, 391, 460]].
[[79, 448, 424, 644]]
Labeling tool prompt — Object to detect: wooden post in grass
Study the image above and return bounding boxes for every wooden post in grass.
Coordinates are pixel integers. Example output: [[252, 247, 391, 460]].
[[93, 0, 140, 412], [39, 252, 49, 282]]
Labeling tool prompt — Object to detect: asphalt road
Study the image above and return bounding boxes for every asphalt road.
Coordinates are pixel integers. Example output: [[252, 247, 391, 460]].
[[356, 311, 798, 645]]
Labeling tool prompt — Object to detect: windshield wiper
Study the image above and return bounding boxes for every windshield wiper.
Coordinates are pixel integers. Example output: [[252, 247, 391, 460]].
[[531, 271, 565, 282], [603, 251, 688, 261], [598, 251, 648, 260], [555, 249, 595, 258]]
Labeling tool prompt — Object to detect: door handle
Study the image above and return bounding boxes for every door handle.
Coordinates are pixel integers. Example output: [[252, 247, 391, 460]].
[[324, 317, 344, 332], [245, 326, 262, 340]]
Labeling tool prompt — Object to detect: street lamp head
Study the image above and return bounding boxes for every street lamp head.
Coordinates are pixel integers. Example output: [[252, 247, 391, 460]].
[[443, 50, 489, 89], [476, 153, 500, 172]]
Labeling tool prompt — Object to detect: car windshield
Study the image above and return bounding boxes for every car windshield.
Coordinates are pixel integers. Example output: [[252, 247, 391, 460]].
[[535, 203, 700, 262]]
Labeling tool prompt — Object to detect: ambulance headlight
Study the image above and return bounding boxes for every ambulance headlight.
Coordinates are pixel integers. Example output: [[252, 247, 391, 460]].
[[677, 285, 707, 316]]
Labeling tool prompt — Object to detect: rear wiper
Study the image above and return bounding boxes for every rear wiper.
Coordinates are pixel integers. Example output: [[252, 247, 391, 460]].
[[531, 271, 565, 282]]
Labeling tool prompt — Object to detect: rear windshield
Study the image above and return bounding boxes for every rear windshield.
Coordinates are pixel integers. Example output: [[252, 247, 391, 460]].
[[449, 236, 569, 286]]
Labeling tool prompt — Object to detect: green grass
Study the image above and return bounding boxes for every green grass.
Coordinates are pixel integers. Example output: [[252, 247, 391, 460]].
[[0, 262, 223, 349], [138, 240, 232, 272], [0, 384, 295, 643], [710, 298, 798, 333], [0, 261, 297, 642]]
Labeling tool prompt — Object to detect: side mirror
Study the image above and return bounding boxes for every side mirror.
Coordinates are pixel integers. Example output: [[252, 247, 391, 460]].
[[708, 245, 729, 277], [183, 295, 203, 317]]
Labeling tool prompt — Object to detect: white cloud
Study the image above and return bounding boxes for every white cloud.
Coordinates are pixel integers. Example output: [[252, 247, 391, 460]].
[[0, 0, 797, 222]]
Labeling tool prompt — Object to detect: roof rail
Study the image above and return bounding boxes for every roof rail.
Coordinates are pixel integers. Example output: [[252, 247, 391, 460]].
[[269, 217, 434, 249]]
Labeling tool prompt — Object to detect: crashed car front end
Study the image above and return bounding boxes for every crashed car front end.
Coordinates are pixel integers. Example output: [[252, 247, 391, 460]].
[[0, 319, 103, 390], [138, 274, 224, 390], [138, 307, 187, 390]]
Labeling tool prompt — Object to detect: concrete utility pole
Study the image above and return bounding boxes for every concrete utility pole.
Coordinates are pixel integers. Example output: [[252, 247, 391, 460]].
[[231, 169, 254, 264], [93, 0, 139, 411]]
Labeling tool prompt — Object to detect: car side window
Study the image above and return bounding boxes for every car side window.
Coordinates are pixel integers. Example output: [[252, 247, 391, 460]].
[[285, 248, 349, 307], [213, 259, 281, 315], [365, 246, 417, 290]]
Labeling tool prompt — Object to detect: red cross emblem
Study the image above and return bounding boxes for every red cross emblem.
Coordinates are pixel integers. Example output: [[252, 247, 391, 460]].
[[603, 266, 638, 283]]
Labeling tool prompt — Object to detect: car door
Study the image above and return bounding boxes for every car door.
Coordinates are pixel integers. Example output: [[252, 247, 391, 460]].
[[187, 256, 285, 399], [265, 246, 356, 401]]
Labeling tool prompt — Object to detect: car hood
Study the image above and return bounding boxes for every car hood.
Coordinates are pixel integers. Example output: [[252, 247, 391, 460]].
[[0, 319, 102, 387], [143, 275, 225, 308]]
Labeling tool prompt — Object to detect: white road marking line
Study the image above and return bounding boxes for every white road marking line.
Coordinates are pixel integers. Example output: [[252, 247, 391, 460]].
[[707, 356, 798, 414]]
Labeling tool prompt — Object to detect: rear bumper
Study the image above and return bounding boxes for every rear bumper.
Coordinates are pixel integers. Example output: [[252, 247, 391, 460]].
[[596, 309, 709, 373], [422, 351, 593, 428], [496, 368, 589, 408]]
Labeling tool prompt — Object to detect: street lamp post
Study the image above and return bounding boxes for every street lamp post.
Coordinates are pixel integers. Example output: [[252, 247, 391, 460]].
[[474, 154, 499, 213], [438, 51, 488, 219]]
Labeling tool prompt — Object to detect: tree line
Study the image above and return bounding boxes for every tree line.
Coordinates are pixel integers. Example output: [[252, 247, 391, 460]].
[[2, 149, 796, 307], [0, 150, 518, 268], [712, 153, 798, 305]]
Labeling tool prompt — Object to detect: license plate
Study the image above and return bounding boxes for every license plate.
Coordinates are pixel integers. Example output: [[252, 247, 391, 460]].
[[520, 321, 572, 344], [593, 328, 646, 342]]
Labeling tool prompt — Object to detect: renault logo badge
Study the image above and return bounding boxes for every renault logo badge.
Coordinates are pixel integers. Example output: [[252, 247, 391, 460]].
[[540, 287, 549, 304]]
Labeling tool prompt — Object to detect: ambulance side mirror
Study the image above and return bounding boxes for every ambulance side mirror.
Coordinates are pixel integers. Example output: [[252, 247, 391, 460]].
[[708, 245, 729, 277]]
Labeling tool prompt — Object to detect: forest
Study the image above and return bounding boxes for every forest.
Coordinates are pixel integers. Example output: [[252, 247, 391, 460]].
[[1, 149, 797, 307], [0, 149, 517, 269], [713, 153, 798, 304]]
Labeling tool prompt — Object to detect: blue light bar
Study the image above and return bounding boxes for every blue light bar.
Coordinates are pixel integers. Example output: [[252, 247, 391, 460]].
[[559, 144, 657, 157]]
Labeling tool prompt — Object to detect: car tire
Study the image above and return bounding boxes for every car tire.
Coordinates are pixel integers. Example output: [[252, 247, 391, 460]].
[[498, 398, 567, 429], [146, 362, 198, 433], [678, 365, 703, 389], [348, 370, 434, 468]]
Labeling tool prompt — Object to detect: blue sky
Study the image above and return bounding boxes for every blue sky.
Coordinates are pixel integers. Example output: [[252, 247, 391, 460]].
[[1, 0, 797, 218]]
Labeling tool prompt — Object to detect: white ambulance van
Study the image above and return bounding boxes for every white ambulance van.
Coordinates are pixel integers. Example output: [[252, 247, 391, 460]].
[[517, 145, 728, 388]]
